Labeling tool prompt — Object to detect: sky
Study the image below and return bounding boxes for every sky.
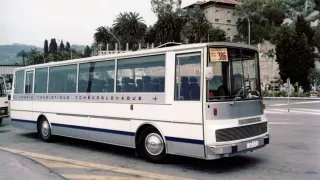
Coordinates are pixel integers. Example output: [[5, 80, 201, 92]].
[[0, 0, 196, 47]]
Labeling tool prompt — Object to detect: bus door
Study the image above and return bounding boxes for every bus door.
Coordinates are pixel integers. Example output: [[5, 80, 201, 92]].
[[25, 70, 35, 127]]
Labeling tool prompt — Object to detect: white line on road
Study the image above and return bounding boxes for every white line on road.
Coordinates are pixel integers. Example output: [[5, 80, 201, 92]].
[[265, 109, 320, 115], [268, 101, 320, 107], [269, 122, 301, 125]]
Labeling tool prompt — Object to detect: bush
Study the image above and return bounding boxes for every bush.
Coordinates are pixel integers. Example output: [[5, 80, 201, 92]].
[[262, 91, 311, 97]]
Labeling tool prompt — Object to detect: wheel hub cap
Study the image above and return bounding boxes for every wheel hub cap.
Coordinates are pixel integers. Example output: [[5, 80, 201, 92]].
[[42, 121, 49, 137], [145, 133, 164, 156]]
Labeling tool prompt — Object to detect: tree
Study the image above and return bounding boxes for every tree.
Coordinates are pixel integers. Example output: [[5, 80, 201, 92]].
[[144, 25, 158, 44], [59, 40, 65, 51], [151, 0, 182, 15], [234, 0, 286, 44], [16, 50, 28, 65], [309, 68, 320, 86], [26, 48, 44, 65], [113, 12, 147, 50], [49, 38, 58, 53], [316, 0, 320, 10], [295, 15, 315, 45], [93, 26, 113, 50], [154, 9, 185, 43], [208, 28, 227, 42], [44, 40, 49, 56], [275, 26, 315, 91], [83, 46, 92, 57], [182, 5, 211, 43], [313, 26, 320, 51], [66, 42, 71, 51]]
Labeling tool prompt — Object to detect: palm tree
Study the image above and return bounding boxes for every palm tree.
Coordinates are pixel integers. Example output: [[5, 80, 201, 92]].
[[17, 50, 28, 65], [93, 26, 113, 50], [154, 9, 185, 43], [113, 12, 147, 50], [183, 5, 211, 43]]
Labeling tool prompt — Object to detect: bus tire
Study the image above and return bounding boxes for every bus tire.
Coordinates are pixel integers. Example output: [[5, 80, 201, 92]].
[[139, 127, 167, 163], [0, 118, 2, 125], [39, 118, 53, 142]]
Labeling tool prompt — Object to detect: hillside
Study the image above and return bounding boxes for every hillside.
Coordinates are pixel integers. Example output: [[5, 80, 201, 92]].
[[0, 44, 86, 65], [0, 44, 40, 65]]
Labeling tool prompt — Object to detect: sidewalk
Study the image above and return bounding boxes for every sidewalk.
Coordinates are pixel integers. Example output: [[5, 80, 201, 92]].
[[263, 97, 320, 100], [0, 149, 64, 180]]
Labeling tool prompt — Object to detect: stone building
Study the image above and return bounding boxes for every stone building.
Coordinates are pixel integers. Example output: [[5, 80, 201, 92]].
[[183, 0, 242, 41]]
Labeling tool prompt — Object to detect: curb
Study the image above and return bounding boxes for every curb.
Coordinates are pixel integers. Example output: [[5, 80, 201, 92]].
[[263, 97, 320, 100], [0, 148, 67, 180]]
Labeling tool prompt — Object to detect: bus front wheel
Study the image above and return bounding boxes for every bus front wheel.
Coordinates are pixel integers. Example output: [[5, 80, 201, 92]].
[[39, 118, 53, 142], [138, 127, 167, 163]]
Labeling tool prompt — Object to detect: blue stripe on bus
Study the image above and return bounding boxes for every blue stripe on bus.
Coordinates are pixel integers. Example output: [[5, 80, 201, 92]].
[[11, 119, 36, 124], [51, 123, 135, 136], [11, 118, 204, 145], [165, 136, 204, 145]]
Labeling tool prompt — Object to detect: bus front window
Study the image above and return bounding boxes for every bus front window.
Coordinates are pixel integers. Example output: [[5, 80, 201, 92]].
[[207, 48, 261, 101]]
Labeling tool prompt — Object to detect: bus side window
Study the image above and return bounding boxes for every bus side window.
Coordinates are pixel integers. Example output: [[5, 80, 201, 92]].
[[14, 71, 24, 94], [175, 53, 201, 101]]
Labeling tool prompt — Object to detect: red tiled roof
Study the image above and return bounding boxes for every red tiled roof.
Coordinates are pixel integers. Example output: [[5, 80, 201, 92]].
[[214, 0, 241, 5], [183, 0, 241, 9]]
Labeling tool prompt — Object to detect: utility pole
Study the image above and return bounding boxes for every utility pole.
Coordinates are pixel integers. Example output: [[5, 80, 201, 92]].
[[239, 4, 250, 44]]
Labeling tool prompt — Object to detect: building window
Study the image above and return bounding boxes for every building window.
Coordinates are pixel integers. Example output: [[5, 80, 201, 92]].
[[48, 65, 77, 93], [117, 55, 165, 92], [175, 53, 201, 101], [78, 60, 115, 93], [14, 71, 24, 94], [227, 20, 231, 24], [215, 19, 219, 22], [35, 68, 48, 93], [227, 11, 232, 19], [227, 28, 231, 37]]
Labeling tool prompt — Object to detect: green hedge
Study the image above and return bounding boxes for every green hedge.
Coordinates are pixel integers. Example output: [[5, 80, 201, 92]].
[[262, 91, 311, 97]]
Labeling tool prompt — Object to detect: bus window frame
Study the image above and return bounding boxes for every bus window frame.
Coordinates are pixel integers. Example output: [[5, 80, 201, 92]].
[[206, 46, 262, 102]]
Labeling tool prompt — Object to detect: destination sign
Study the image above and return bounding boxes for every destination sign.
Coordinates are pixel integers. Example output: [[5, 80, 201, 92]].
[[209, 48, 229, 62]]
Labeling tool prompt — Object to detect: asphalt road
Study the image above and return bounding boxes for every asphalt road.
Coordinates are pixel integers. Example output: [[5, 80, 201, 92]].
[[0, 100, 320, 180]]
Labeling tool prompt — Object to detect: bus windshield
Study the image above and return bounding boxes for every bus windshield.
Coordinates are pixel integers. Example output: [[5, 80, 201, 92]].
[[207, 47, 261, 101]]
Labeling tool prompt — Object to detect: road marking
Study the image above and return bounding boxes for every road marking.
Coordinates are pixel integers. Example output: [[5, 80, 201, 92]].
[[265, 109, 320, 115], [62, 174, 152, 180], [269, 122, 301, 125], [0, 147, 191, 180], [293, 108, 320, 112], [268, 101, 320, 107], [33, 158, 90, 169]]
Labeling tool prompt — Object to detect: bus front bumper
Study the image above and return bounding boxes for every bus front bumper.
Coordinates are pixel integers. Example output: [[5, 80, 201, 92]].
[[206, 134, 269, 160]]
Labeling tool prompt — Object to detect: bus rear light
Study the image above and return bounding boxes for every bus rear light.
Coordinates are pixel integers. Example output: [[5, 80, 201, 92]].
[[213, 108, 217, 116]]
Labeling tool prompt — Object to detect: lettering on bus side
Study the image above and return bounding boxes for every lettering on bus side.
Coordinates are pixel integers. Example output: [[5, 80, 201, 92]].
[[12, 94, 162, 104]]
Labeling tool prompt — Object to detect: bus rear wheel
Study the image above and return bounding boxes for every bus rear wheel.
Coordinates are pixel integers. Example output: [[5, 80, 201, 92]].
[[38, 118, 53, 142], [138, 127, 167, 163]]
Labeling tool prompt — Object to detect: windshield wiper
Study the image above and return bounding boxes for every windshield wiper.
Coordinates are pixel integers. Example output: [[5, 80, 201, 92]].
[[230, 87, 244, 105]]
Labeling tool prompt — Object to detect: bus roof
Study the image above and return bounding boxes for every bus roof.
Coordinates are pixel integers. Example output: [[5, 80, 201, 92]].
[[14, 42, 258, 71]]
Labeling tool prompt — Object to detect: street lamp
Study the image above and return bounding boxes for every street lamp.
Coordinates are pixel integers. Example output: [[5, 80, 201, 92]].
[[239, 4, 250, 45], [105, 28, 121, 51]]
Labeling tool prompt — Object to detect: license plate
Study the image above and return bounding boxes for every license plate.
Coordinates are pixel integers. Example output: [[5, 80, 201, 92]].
[[247, 140, 259, 149]]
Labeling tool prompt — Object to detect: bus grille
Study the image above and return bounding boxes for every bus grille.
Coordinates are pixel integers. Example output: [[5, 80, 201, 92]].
[[215, 122, 267, 142]]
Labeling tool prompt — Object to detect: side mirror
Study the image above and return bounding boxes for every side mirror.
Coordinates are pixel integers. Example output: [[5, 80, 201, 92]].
[[205, 67, 213, 80]]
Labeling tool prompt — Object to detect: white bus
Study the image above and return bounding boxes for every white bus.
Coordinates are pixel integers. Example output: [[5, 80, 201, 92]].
[[0, 75, 9, 125], [10, 42, 269, 162]]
